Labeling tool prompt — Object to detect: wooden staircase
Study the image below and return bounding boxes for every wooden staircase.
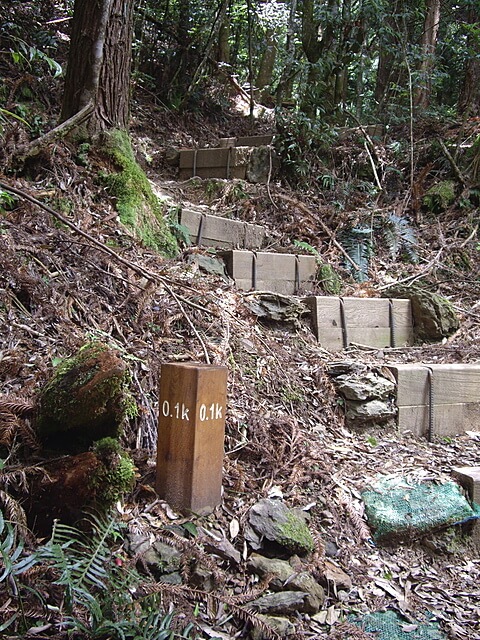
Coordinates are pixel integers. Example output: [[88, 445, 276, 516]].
[[172, 135, 479, 440]]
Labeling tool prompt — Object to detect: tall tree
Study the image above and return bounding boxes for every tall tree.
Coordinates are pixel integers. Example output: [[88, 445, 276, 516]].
[[414, 0, 441, 108], [60, 0, 134, 133], [458, 2, 480, 117]]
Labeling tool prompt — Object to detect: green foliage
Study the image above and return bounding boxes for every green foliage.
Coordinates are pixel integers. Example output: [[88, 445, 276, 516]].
[[275, 110, 334, 186], [100, 130, 178, 258], [90, 438, 136, 509], [0, 189, 18, 214], [36, 514, 176, 639], [341, 226, 373, 283], [422, 181, 457, 214], [8, 35, 62, 77], [382, 213, 418, 262], [292, 239, 320, 257], [317, 263, 343, 295]]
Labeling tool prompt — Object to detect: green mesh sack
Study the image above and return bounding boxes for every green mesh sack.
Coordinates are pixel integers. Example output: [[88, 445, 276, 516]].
[[350, 610, 446, 639], [362, 476, 476, 541]]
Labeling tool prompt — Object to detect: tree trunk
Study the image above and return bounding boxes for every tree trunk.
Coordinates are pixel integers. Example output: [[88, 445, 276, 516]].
[[458, 5, 480, 117], [414, 0, 441, 109], [256, 28, 277, 93], [60, 0, 134, 133]]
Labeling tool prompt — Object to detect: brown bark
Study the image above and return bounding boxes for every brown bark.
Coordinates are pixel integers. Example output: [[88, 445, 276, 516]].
[[60, 0, 134, 133], [458, 6, 480, 117], [414, 0, 441, 108]]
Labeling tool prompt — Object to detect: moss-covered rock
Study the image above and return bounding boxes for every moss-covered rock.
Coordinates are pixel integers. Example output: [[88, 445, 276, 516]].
[[36, 342, 137, 450], [246, 498, 315, 556], [26, 440, 135, 535], [383, 285, 459, 342], [99, 129, 178, 257]]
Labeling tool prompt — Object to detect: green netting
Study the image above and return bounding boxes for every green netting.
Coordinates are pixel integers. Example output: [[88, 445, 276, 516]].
[[350, 610, 446, 639], [362, 476, 476, 541]]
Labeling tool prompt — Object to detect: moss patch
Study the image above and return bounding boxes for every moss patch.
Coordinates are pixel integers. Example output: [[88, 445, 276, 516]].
[[99, 129, 178, 257], [90, 437, 136, 509], [317, 263, 343, 295], [277, 512, 315, 555], [423, 180, 456, 213], [36, 342, 137, 451]]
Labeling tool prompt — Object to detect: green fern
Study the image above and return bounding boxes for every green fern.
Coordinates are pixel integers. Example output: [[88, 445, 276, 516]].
[[382, 213, 418, 262], [340, 226, 372, 282]]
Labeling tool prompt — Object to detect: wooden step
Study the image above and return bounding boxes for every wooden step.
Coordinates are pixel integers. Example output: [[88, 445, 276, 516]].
[[222, 250, 317, 295], [178, 147, 251, 180], [218, 135, 274, 147], [179, 208, 265, 249], [388, 364, 480, 436], [304, 296, 413, 351]]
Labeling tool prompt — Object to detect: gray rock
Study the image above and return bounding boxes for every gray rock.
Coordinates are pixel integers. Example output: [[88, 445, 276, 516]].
[[246, 499, 315, 556], [335, 371, 395, 401], [188, 254, 230, 281], [345, 399, 396, 422], [250, 615, 296, 639], [247, 554, 324, 607], [244, 293, 309, 325], [250, 590, 320, 615], [126, 533, 181, 574], [246, 146, 278, 184], [383, 285, 459, 341], [248, 554, 295, 589]]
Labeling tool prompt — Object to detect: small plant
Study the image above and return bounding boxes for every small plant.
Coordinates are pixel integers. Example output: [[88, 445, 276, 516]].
[[382, 212, 418, 262], [0, 189, 18, 214], [340, 226, 372, 282]]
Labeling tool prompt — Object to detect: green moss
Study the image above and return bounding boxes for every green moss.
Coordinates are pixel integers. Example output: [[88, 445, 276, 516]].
[[37, 342, 137, 450], [100, 129, 178, 257], [317, 263, 343, 295], [422, 180, 456, 213], [90, 437, 136, 509], [277, 512, 314, 555]]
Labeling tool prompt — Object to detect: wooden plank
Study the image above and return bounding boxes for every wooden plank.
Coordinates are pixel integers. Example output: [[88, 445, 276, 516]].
[[342, 298, 390, 327], [179, 148, 233, 169], [305, 297, 413, 350], [452, 467, 480, 505], [428, 364, 480, 404], [223, 250, 317, 294], [388, 364, 429, 407], [156, 362, 228, 514], [390, 364, 480, 407], [236, 135, 274, 147], [397, 403, 480, 437], [348, 327, 392, 347], [179, 209, 265, 249]]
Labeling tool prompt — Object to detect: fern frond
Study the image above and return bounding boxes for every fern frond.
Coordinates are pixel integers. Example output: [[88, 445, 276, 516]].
[[0, 397, 35, 416]]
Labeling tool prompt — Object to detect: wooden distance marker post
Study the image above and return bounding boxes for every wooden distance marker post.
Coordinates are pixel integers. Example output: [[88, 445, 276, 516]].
[[156, 363, 228, 514]]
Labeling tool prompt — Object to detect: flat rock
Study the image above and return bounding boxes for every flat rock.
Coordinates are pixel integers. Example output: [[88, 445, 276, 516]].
[[250, 590, 320, 616], [322, 560, 352, 591], [335, 371, 395, 401]]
